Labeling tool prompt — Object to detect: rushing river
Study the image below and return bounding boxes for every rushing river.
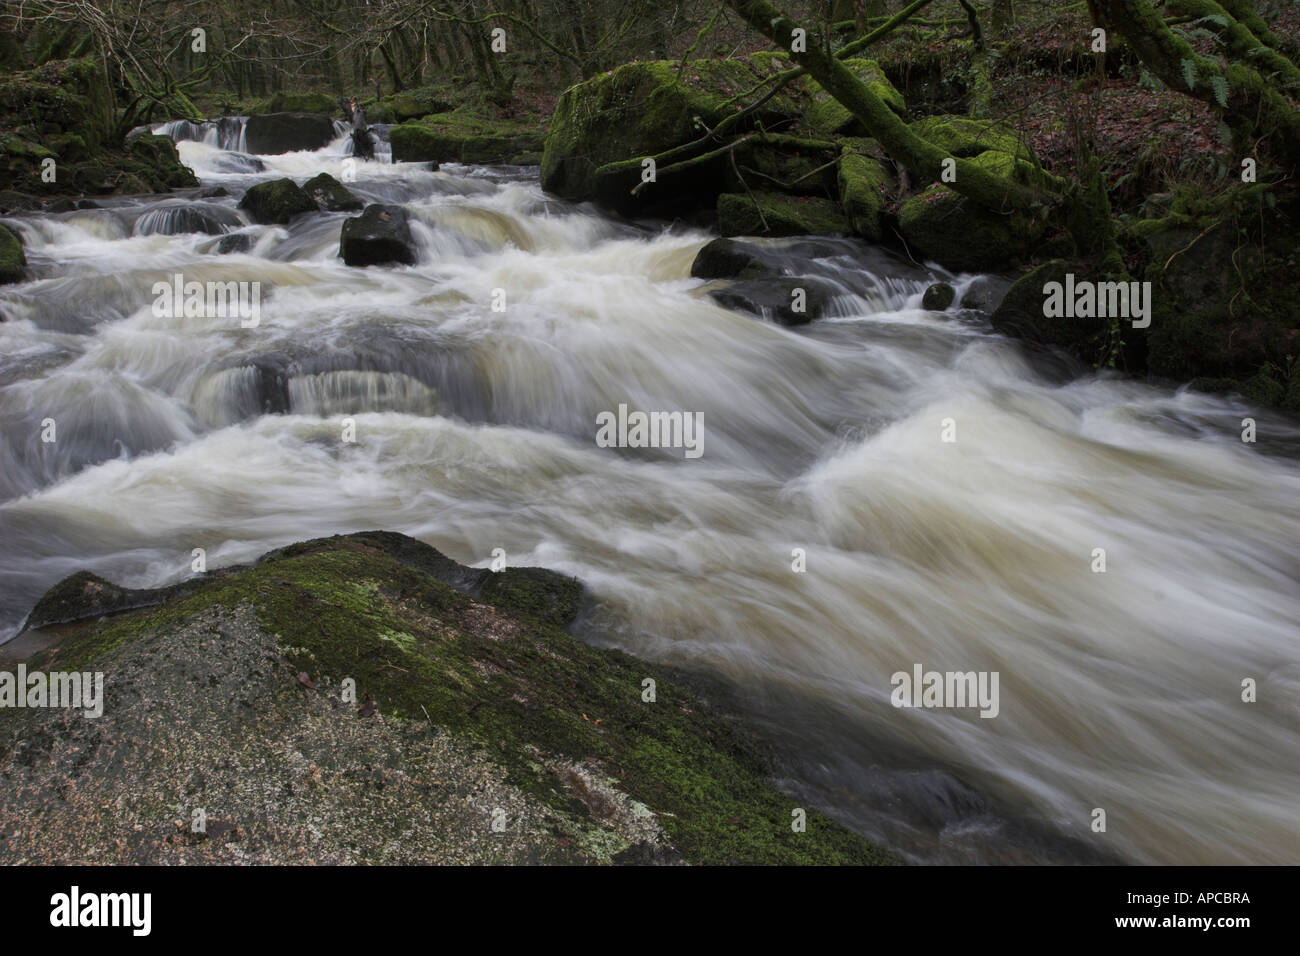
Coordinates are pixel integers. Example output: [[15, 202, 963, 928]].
[[1, 121, 1298, 865]]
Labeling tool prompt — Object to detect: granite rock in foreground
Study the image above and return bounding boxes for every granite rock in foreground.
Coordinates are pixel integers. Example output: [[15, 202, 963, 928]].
[[0, 531, 895, 866]]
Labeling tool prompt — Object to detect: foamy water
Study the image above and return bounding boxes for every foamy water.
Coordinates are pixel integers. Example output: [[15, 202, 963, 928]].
[[1, 124, 1297, 865]]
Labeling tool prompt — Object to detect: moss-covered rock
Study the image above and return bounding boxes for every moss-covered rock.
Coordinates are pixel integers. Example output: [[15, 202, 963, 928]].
[[0, 222, 26, 284], [541, 57, 802, 202], [391, 112, 544, 165], [989, 258, 1110, 357], [1136, 192, 1300, 407], [717, 191, 847, 238], [909, 115, 1024, 159], [898, 182, 1040, 272], [387, 87, 455, 122], [7, 531, 896, 866], [238, 177, 317, 224], [922, 282, 955, 311], [838, 149, 889, 242], [262, 91, 337, 114], [690, 237, 783, 280]]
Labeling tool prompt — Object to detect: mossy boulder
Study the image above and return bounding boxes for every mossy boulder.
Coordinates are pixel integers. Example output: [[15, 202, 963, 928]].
[[0, 57, 114, 155], [302, 172, 362, 212], [898, 181, 1039, 272], [391, 112, 544, 165], [909, 115, 1024, 159], [238, 177, 317, 225], [717, 191, 848, 238], [922, 282, 955, 311], [4, 531, 896, 866], [806, 59, 905, 135], [838, 149, 889, 242], [0, 223, 26, 284], [262, 91, 337, 114], [989, 258, 1109, 356], [1137, 197, 1300, 407], [541, 57, 802, 202], [387, 87, 455, 122]]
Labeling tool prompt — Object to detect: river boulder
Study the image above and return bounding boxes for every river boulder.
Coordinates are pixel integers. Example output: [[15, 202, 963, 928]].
[[691, 238, 783, 280], [339, 204, 418, 267], [708, 276, 839, 325], [922, 282, 955, 311], [238, 178, 317, 225], [541, 58, 802, 203], [0, 223, 26, 284], [244, 112, 336, 155], [717, 191, 848, 238], [302, 172, 362, 212]]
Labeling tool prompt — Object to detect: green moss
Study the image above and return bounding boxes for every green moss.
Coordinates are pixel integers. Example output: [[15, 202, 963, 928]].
[[262, 91, 336, 114], [909, 114, 1026, 160], [899, 184, 1033, 272], [541, 57, 802, 201], [391, 111, 543, 165], [237, 177, 317, 224], [806, 59, 905, 135], [838, 151, 888, 242], [0, 222, 25, 284], [24, 532, 895, 865], [386, 87, 454, 122], [717, 191, 848, 237]]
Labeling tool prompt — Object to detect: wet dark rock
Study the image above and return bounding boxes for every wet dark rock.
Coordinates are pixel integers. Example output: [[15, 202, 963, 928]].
[[339, 204, 417, 267], [959, 275, 1013, 312], [709, 276, 838, 326], [243, 112, 336, 155], [0, 223, 26, 285], [134, 204, 240, 236], [302, 172, 362, 212], [922, 282, 955, 311], [216, 233, 254, 255], [691, 238, 783, 280], [238, 178, 317, 225]]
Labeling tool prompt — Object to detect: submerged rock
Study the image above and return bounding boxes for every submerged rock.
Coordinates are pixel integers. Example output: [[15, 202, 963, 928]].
[[3, 531, 895, 866], [339, 204, 417, 267], [238, 178, 317, 225]]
